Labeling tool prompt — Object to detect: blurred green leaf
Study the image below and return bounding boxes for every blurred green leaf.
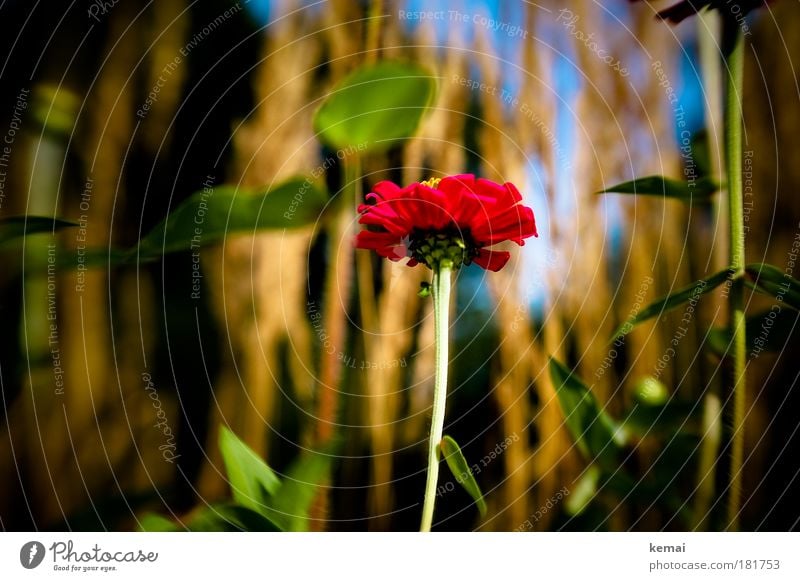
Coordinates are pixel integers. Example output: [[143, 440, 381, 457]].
[[597, 175, 718, 201], [218, 426, 281, 513], [313, 61, 436, 153], [184, 504, 281, 532], [612, 269, 733, 340], [136, 178, 327, 259], [261, 450, 332, 532], [549, 358, 626, 469], [0, 216, 76, 246], [565, 466, 601, 517], [138, 513, 181, 532], [707, 307, 800, 356], [746, 263, 800, 311], [622, 401, 699, 437], [59, 246, 135, 270], [440, 435, 487, 517], [690, 130, 712, 178]]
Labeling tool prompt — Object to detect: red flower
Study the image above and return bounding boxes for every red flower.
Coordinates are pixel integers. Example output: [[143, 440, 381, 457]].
[[355, 174, 537, 272]]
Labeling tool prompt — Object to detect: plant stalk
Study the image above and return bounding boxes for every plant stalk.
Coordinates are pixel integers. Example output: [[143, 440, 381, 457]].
[[724, 24, 746, 532], [420, 262, 452, 532]]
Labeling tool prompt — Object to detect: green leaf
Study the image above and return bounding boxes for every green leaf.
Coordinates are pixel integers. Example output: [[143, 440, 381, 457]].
[[58, 246, 136, 270], [313, 61, 436, 153], [690, 130, 712, 178], [0, 216, 77, 246], [136, 178, 327, 259], [621, 401, 699, 437], [138, 513, 181, 532], [612, 269, 733, 340], [186, 504, 282, 532], [707, 307, 800, 356], [218, 426, 281, 514], [549, 358, 626, 469], [260, 450, 332, 532], [565, 465, 601, 517], [597, 175, 718, 201], [746, 263, 800, 311], [439, 435, 487, 517]]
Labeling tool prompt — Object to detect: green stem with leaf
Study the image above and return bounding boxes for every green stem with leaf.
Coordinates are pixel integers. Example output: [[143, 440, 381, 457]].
[[724, 24, 746, 531], [420, 261, 452, 532]]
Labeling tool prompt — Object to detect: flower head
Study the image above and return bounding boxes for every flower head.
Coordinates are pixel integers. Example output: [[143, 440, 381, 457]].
[[355, 174, 537, 272]]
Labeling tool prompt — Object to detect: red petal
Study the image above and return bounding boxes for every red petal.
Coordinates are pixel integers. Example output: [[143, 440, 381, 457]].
[[413, 184, 454, 230], [473, 249, 511, 271], [474, 178, 520, 207], [437, 174, 476, 197], [472, 204, 538, 245], [358, 203, 411, 236], [355, 230, 398, 250], [370, 180, 402, 201]]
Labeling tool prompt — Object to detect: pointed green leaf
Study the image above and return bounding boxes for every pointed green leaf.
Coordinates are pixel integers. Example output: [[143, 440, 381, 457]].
[[218, 426, 281, 513], [598, 175, 718, 201], [612, 269, 733, 340], [314, 61, 436, 153], [565, 465, 601, 516], [261, 450, 332, 532], [0, 216, 77, 245], [136, 178, 327, 260], [439, 435, 487, 517], [746, 263, 800, 311], [549, 358, 626, 469]]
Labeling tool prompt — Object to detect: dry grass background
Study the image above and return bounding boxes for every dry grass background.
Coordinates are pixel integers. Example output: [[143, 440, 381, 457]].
[[1, 0, 799, 531]]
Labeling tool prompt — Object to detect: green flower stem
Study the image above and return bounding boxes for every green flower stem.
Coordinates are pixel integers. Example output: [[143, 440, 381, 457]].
[[724, 24, 746, 531], [420, 261, 453, 532]]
